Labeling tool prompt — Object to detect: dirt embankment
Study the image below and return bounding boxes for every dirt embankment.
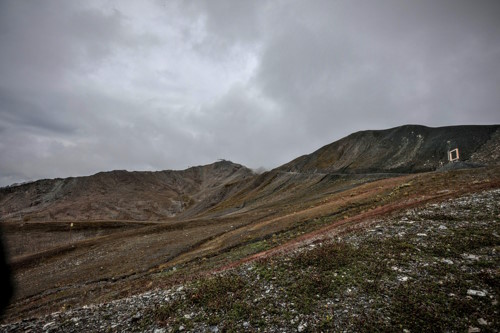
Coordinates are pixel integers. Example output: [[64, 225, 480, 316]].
[[2, 166, 498, 323]]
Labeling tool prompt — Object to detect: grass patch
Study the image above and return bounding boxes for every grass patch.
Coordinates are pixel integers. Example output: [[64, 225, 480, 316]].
[[427, 226, 499, 258], [189, 274, 246, 311], [144, 190, 500, 332], [253, 217, 499, 331], [292, 242, 357, 271]]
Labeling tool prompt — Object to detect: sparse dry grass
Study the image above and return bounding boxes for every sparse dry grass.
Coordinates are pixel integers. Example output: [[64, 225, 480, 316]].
[[2, 166, 500, 324], [139, 188, 499, 332]]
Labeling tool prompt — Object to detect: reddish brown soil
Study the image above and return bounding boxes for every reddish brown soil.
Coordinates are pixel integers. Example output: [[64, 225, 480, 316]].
[[2, 166, 499, 323]]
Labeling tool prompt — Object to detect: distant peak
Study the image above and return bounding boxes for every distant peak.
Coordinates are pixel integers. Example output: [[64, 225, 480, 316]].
[[278, 124, 499, 174]]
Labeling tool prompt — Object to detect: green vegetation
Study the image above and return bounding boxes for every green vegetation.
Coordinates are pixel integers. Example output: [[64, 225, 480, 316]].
[[144, 191, 500, 332]]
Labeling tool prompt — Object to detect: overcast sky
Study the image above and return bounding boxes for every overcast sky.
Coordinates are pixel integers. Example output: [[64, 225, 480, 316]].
[[1, 0, 499, 186]]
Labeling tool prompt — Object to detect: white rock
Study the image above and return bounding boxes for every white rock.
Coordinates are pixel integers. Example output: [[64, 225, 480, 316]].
[[477, 318, 488, 326], [467, 289, 487, 297], [243, 322, 250, 328], [438, 225, 448, 230], [468, 327, 480, 333], [442, 259, 454, 265], [154, 329, 166, 333], [43, 322, 55, 330], [462, 254, 480, 260], [298, 322, 308, 332], [416, 233, 427, 237], [397, 276, 409, 282], [179, 325, 185, 331]]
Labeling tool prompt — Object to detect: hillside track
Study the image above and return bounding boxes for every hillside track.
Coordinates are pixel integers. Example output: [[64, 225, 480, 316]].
[[216, 177, 500, 272], [2, 166, 499, 322]]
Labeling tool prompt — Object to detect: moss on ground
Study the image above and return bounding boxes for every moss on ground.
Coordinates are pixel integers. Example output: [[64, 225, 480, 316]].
[[144, 190, 500, 332]]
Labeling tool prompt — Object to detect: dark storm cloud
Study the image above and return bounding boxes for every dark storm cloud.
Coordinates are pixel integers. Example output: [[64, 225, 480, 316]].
[[251, 0, 500, 140], [1, 0, 499, 186], [0, 89, 76, 134], [0, 1, 141, 90]]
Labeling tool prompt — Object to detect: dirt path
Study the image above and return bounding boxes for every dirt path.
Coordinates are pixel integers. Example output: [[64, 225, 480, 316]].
[[214, 179, 500, 272], [4, 167, 499, 322]]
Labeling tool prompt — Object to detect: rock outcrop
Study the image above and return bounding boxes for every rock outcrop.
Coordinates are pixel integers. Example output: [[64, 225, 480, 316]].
[[278, 125, 500, 174]]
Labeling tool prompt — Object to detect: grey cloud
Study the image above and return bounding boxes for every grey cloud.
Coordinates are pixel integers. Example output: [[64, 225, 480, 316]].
[[1, 0, 499, 186], [252, 0, 500, 138], [0, 0, 150, 92], [187, 0, 266, 43], [0, 91, 204, 184], [0, 88, 76, 134]]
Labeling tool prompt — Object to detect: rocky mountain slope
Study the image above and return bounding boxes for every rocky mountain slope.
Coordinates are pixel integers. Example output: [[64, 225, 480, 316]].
[[1, 125, 498, 224], [279, 124, 500, 174], [0, 160, 253, 222], [2, 188, 499, 332], [1, 124, 499, 328]]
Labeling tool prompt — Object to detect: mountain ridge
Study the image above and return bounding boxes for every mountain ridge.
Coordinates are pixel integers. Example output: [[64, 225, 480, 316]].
[[0, 160, 254, 222], [1, 124, 499, 223], [2, 124, 500, 325], [279, 124, 500, 174]]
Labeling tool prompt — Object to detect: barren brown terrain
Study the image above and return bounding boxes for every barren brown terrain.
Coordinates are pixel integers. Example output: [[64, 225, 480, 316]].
[[2, 166, 499, 324], [1, 125, 499, 329]]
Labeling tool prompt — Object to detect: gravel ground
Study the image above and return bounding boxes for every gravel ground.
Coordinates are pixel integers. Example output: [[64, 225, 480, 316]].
[[2, 189, 499, 332]]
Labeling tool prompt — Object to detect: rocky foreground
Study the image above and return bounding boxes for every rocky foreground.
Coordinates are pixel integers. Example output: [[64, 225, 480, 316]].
[[2, 189, 499, 332]]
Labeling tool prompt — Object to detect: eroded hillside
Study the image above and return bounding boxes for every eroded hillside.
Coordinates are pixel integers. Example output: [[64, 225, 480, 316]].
[[1, 125, 498, 223], [1, 124, 499, 328], [279, 125, 500, 173], [0, 160, 253, 222]]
